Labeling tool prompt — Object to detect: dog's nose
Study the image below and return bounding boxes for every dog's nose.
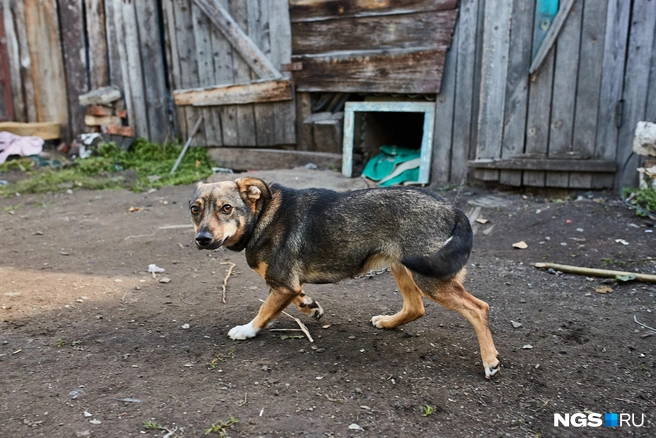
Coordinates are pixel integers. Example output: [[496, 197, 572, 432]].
[[195, 230, 213, 247]]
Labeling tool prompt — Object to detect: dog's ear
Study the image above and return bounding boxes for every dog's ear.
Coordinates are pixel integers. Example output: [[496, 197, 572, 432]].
[[235, 178, 271, 206]]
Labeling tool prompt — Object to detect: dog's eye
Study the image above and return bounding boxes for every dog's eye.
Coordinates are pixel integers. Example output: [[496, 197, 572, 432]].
[[221, 204, 233, 214], [190, 205, 200, 214]]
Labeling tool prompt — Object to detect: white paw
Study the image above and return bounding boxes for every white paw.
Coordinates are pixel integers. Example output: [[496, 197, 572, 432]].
[[228, 322, 259, 340], [310, 301, 324, 319], [371, 315, 386, 328]]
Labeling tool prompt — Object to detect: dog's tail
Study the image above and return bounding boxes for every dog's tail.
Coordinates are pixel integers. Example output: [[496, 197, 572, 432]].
[[401, 211, 473, 279]]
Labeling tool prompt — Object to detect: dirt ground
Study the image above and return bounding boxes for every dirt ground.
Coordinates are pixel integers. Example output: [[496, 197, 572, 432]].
[[1, 168, 655, 438]]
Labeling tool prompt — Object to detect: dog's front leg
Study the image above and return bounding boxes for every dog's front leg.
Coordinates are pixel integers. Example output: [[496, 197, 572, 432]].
[[228, 286, 299, 340]]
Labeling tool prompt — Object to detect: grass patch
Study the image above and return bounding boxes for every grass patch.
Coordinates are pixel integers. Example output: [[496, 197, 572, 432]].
[[205, 417, 239, 436], [623, 187, 656, 218], [0, 139, 214, 196]]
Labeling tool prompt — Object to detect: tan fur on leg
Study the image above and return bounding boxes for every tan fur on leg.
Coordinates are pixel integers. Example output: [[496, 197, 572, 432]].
[[371, 262, 425, 328], [292, 292, 324, 319], [424, 275, 500, 379]]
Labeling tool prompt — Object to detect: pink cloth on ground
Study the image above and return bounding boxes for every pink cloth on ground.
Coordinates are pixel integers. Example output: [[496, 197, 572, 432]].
[[0, 131, 44, 164]]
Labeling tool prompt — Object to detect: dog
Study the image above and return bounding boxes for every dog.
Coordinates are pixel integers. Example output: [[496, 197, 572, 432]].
[[189, 178, 500, 378]]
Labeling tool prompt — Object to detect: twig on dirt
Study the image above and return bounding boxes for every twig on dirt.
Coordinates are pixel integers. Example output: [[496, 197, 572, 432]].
[[220, 262, 236, 304], [124, 232, 156, 240], [634, 315, 656, 333], [258, 299, 314, 342], [238, 393, 248, 407], [162, 426, 178, 438], [534, 262, 656, 283], [614, 397, 656, 408], [325, 393, 344, 403], [11, 349, 22, 355], [158, 224, 194, 230]]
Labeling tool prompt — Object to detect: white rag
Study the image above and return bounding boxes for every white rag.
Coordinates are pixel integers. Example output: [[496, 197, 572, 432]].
[[0, 131, 44, 164]]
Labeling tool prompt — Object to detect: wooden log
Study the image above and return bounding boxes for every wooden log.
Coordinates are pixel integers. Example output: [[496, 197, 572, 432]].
[[193, 0, 282, 79], [289, 0, 458, 23], [534, 262, 656, 284], [85, 0, 109, 88], [208, 148, 343, 170], [174, 79, 292, 106], [291, 10, 456, 55], [293, 48, 445, 94], [0, 121, 61, 139]]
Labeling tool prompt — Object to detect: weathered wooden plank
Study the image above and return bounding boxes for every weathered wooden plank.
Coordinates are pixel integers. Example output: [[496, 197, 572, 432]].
[[191, 1, 221, 145], [210, 0, 237, 146], [12, 0, 36, 121], [293, 48, 445, 94], [161, 0, 186, 138], [499, 0, 534, 187], [292, 10, 456, 55], [57, 0, 88, 140], [268, 0, 295, 144], [475, 0, 512, 182], [289, 0, 458, 23], [570, 0, 608, 189], [135, 0, 168, 143], [467, 0, 485, 182], [646, 9, 656, 125], [0, 8, 13, 121], [530, 0, 577, 74], [593, 0, 630, 189], [2, 0, 23, 121], [118, 0, 148, 139], [547, 0, 581, 189], [193, 0, 282, 79], [312, 119, 343, 154], [247, 0, 275, 146], [111, 0, 134, 132], [616, 0, 656, 189], [173, 0, 205, 146], [430, 10, 457, 184], [469, 159, 616, 172], [209, 147, 342, 170], [229, 0, 256, 146], [24, 0, 67, 128], [174, 79, 292, 106], [103, 0, 123, 88], [0, 121, 60, 139], [451, 0, 480, 184], [85, 0, 109, 88], [524, 43, 556, 187], [295, 92, 313, 151]]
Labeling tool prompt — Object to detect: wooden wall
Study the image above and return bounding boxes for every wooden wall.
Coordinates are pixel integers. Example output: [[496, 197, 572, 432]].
[[449, 0, 656, 190]]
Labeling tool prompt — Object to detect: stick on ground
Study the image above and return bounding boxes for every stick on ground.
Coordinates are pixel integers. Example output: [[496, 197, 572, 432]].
[[258, 298, 314, 342], [534, 262, 656, 283], [220, 262, 236, 304]]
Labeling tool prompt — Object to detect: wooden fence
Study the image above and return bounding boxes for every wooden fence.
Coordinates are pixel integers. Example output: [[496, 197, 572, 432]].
[[433, 0, 656, 189], [1, 0, 655, 190]]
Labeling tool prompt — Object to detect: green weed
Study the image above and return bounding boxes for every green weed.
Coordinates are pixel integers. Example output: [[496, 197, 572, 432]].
[[421, 405, 436, 417], [205, 417, 239, 436], [623, 187, 656, 217]]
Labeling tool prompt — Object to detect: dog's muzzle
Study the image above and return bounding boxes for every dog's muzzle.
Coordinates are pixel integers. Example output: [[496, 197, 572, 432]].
[[195, 230, 214, 248]]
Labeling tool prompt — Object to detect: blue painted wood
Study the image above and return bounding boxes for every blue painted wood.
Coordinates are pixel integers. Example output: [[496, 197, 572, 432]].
[[533, 0, 559, 58], [341, 101, 435, 185]]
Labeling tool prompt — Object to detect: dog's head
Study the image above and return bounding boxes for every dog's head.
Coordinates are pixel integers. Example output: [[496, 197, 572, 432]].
[[189, 178, 271, 251]]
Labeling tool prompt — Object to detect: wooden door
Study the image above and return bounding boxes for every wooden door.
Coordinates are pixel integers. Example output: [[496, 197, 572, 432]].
[[165, 0, 295, 147], [0, 11, 15, 122]]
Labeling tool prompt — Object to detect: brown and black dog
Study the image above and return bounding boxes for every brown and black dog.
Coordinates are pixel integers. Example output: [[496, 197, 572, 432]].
[[190, 178, 500, 378]]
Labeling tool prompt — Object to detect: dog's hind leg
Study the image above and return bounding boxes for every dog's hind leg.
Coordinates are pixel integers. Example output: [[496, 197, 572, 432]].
[[292, 291, 324, 319], [417, 272, 500, 379], [371, 262, 425, 329], [228, 286, 299, 340]]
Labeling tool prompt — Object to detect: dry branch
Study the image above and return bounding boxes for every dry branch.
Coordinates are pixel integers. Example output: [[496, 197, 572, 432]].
[[258, 299, 314, 342], [534, 262, 656, 283], [220, 262, 236, 304]]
